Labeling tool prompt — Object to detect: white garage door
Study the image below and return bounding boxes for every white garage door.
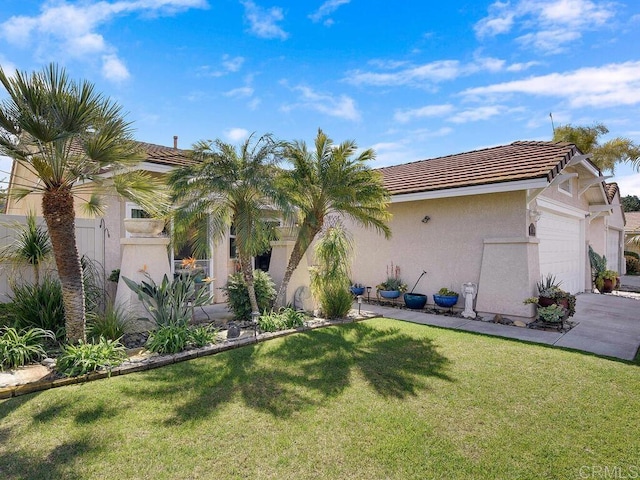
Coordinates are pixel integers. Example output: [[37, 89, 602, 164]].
[[538, 211, 583, 294]]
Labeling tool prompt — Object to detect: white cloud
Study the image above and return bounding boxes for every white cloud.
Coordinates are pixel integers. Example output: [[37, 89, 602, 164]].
[[102, 54, 130, 82], [241, 1, 288, 40], [614, 173, 640, 197], [475, 0, 617, 53], [281, 85, 360, 121], [225, 86, 254, 98], [345, 57, 527, 88], [447, 105, 505, 124], [0, 0, 207, 81], [308, 0, 350, 25], [461, 61, 640, 109], [394, 104, 453, 123], [225, 128, 250, 142], [200, 54, 245, 77], [506, 61, 541, 72]]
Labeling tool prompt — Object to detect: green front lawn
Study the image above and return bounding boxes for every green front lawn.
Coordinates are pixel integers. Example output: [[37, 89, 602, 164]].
[[1, 318, 638, 479]]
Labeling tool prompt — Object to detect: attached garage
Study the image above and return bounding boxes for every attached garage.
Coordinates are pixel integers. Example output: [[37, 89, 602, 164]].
[[537, 207, 585, 294]]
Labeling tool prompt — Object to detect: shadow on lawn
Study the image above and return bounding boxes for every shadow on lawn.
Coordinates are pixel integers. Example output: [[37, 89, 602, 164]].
[[123, 321, 452, 423], [0, 435, 104, 480]]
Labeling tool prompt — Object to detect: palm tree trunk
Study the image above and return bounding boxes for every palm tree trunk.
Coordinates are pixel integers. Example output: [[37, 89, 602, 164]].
[[42, 188, 86, 343], [239, 254, 260, 320], [273, 226, 320, 308]]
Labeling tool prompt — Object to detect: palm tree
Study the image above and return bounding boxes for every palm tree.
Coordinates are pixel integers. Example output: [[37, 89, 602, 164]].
[[169, 134, 289, 319], [273, 129, 392, 307], [0, 64, 167, 343]]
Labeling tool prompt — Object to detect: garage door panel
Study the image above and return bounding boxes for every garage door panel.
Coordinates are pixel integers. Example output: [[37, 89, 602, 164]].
[[538, 212, 583, 294]]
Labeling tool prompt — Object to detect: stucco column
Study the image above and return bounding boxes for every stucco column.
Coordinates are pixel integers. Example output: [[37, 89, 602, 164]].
[[475, 237, 540, 321], [115, 236, 171, 331]]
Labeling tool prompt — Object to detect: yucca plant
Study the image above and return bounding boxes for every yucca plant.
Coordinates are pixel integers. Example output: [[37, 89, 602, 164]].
[[122, 272, 211, 327], [0, 327, 54, 370]]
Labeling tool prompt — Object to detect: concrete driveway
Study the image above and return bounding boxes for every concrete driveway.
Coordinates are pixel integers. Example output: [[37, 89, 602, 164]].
[[556, 292, 640, 360]]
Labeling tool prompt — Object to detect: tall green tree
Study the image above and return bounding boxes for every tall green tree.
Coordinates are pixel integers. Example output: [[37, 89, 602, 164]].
[[0, 64, 167, 343], [169, 134, 289, 319], [273, 129, 391, 307], [622, 195, 640, 212], [552, 123, 640, 173]]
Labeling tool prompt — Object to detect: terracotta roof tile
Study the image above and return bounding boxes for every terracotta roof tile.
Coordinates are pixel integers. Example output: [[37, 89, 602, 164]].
[[604, 182, 619, 202], [378, 141, 578, 195], [136, 141, 192, 167], [626, 212, 640, 232]]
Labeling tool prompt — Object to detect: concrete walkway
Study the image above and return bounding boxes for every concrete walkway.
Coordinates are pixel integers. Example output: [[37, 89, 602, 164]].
[[357, 293, 640, 361]]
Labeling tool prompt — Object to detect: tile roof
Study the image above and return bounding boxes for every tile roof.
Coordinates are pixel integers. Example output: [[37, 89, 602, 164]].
[[136, 141, 192, 168], [626, 212, 640, 232], [378, 141, 579, 196], [604, 182, 619, 202]]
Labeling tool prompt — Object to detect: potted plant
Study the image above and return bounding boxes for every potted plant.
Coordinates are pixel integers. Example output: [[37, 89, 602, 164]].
[[524, 274, 576, 320], [595, 269, 618, 294], [376, 277, 407, 299], [589, 246, 618, 294], [350, 283, 365, 296], [537, 303, 566, 324], [433, 287, 459, 308], [403, 271, 428, 309]]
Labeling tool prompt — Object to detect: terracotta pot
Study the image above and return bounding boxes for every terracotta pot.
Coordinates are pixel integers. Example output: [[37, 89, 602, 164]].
[[600, 278, 614, 294], [538, 296, 555, 307]]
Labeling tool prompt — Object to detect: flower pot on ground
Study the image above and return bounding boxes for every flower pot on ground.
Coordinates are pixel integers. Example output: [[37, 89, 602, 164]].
[[404, 292, 427, 309], [595, 270, 618, 293], [433, 288, 458, 308]]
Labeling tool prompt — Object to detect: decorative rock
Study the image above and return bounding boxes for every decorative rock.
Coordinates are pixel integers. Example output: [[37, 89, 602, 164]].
[[493, 314, 503, 323], [41, 358, 56, 367], [226, 322, 241, 339], [513, 320, 527, 328]]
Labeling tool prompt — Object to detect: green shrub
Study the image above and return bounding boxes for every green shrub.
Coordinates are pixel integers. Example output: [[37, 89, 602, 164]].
[[626, 256, 640, 275], [317, 287, 353, 319], [624, 251, 640, 260], [9, 277, 65, 340], [0, 327, 54, 370], [146, 324, 220, 353], [0, 303, 16, 329], [56, 337, 127, 377], [81, 256, 106, 314], [224, 270, 276, 321], [146, 324, 191, 354], [188, 325, 219, 348], [258, 307, 306, 332], [87, 303, 133, 342]]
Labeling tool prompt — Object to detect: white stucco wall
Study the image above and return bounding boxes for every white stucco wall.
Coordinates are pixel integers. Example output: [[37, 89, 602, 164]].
[[346, 191, 528, 313]]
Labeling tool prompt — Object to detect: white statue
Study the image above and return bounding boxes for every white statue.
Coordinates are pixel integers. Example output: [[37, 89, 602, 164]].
[[461, 282, 477, 319]]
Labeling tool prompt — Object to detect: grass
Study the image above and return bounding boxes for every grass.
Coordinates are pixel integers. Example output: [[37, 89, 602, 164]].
[[1, 318, 639, 479]]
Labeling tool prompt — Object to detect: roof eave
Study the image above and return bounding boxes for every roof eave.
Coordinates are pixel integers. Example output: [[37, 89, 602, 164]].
[[390, 177, 549, 203]]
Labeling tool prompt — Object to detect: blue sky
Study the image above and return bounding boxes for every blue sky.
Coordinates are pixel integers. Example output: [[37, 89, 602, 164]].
[[1, 0, 640, 196]]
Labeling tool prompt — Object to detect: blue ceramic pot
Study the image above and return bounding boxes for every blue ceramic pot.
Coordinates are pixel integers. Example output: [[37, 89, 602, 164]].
[[350, 286, 365, 295], [433, 294, 458, 308], [379, 290, 401, 299], [404, 293, 427, 309]]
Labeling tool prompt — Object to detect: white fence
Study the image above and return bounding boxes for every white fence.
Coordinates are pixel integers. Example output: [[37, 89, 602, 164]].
[[0, 214, 103, 302]]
